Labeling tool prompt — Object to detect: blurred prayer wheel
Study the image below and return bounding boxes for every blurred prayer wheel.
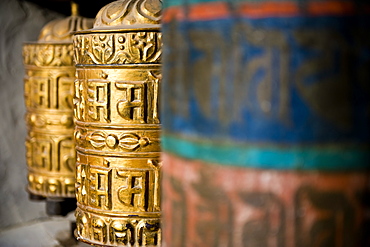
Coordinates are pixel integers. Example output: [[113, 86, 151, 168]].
[[161, 0, 370, 246], [23, 2, 93, 215], [73, 0, 162, 245]]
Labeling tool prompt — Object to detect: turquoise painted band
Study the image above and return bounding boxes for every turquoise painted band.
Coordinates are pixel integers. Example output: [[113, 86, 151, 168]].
[[162, 135, 370, 171]]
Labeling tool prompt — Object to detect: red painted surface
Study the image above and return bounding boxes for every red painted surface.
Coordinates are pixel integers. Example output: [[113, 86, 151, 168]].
[[163, 0, 360, 23], [162, 153, 370, 247]]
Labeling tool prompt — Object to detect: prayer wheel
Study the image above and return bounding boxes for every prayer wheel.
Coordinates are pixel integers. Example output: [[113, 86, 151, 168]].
[[161, 0, 370, 246], [23, 2, 93, 215], [73, 0, 162, 246]]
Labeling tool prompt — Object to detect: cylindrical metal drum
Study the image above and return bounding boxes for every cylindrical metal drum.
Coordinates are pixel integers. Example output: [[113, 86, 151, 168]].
[[23, 4, 93, 214], [161, 0, 370, 246], [73, 0, 162, 246]]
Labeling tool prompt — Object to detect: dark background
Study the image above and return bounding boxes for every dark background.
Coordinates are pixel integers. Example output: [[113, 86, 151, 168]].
[[24, 0, 114, 18]]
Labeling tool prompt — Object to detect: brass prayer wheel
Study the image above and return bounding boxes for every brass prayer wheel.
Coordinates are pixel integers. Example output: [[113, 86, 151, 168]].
[[23, 3, 93, 213], [73, 0, 162, 245]]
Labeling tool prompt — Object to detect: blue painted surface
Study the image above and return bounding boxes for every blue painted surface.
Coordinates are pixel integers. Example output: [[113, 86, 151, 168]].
[[162, 16, 370, 143], [161, 11, 370, 169]]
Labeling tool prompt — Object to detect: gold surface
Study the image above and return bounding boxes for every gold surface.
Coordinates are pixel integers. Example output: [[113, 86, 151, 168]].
[[94, 0, 161, 28], [73, 0, 162, 246], [24, 64, 76, 198], [38, 3, 93, 43], [23, 8, 93, 198]]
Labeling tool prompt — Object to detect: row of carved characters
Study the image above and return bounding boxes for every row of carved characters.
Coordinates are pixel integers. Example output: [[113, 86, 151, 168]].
[[164, 22, 370, 130], [23, 44, 74, 66], [73, 32, 162, 65], [76, 156, 161, 213], [76, 209, 161, 246], [163, 169, 370, 247], [26, 136, 75, 173], [24, 70, 74, 110], [28, 173, 75, 197], [26, 112, 74, 129], [75, 127, 160, 153], [74, 70, 161, 124]]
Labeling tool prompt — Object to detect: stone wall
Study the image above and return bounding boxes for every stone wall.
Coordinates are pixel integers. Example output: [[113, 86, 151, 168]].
[[0, 0, 62, 229]]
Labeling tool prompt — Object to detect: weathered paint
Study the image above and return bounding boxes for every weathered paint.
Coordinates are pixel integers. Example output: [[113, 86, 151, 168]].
[[161, 0, 370, 246], [163, 1, 363, 21], [162, 135, 369, 170], [161, 0, 370, 170], [162, 153, 370, 247]]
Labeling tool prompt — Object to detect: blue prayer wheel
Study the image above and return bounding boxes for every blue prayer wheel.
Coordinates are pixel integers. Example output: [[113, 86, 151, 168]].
[[161, 1, 370, 246]]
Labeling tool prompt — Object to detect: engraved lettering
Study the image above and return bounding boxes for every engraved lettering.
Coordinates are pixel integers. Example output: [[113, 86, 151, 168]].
[[74, 79, 85, 121], [138, 220, 161, 246], [239, 192, 285, 247], [87, 80, 110, 122], [92, 217, 107, 244], [32, 140, 51, 170], [294, 30, 352, 130], [295, 185, 355, 247], [89, 168, 111, 210], [59, 138, 75, 172], [116, 170, 147, 211], [32, 77, 50, 108], [115, 82, 146, 123], [57, 75, 74, 109], [110, 221, 135, 245]]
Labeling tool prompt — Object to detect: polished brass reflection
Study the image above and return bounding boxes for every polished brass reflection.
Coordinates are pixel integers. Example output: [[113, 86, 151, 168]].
[[23, 3, 93, 199], [73, 0, 162, 246]]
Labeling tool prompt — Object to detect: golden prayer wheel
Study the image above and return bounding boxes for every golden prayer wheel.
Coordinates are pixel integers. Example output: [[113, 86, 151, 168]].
[[72, 0, 162, 245], [23, 2, 93, 215]]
